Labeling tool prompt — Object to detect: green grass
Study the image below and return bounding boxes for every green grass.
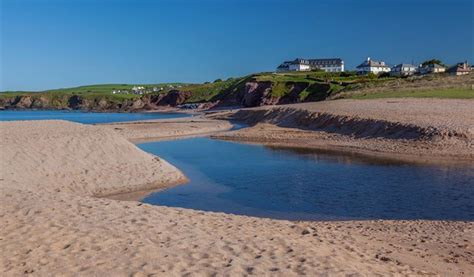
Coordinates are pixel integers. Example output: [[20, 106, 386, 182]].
[[0, 83, 187, 100], [180, 78, 243, 102], [348, 88, 474, 99]]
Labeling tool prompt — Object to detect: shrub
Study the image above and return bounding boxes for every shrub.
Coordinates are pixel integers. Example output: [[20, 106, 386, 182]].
[[367, 72, 377, 79], [340, 71, 357, 77], [378, 72, 391, 78]]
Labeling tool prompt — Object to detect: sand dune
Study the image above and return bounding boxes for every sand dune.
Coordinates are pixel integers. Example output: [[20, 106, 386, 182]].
[[0, 120, 186, 197], [1, 118, 473, 276]]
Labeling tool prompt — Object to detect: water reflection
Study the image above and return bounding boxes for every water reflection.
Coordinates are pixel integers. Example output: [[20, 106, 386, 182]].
[[140, 138, 474, 221]]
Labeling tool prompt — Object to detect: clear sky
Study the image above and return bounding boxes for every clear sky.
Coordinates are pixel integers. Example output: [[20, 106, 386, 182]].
[[1, 0, 472, 91]]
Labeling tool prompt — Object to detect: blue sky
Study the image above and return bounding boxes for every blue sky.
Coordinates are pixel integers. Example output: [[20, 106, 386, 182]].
[[1, 0, 472, 91]]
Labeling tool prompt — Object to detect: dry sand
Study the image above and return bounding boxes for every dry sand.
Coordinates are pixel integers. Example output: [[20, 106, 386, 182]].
[[101, 116, 233, 143], [211, 98, 474, 164], [1, 104, 473, 276]]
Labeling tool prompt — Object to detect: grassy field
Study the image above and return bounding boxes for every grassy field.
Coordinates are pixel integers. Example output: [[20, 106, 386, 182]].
[[179, 78, 247, 102], [348, 88, 474, 99], [0, 83, 187, 100]]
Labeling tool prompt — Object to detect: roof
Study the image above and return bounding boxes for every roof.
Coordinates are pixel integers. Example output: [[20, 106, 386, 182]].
[[356, 59, 389, 68], [277, 58, 344, 69], [392, 63, 415, 68], [292, 58, 343, 66], [448, 62, 471, 73], [424, 63, 445, 69]]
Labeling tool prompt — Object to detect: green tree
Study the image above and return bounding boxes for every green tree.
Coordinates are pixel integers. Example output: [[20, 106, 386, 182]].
[[421, 59, 444, 67]]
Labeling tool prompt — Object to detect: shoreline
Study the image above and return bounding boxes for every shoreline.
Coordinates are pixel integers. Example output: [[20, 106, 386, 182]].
[[213, 134, 474, 166], [1, 99, 473, 275], [207, 99, 474, 165], [96, 175, 190, 202]]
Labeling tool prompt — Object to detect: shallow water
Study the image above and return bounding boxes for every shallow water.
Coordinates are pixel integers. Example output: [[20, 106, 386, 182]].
[[140, 138, 474, 221], [0, 110, 189, 124]]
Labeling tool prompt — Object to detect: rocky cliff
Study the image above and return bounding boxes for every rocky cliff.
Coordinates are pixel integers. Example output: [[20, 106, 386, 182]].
[[0, 78, 336, 111], [212, 79, 333, 108], [0, 90, 193, 111]]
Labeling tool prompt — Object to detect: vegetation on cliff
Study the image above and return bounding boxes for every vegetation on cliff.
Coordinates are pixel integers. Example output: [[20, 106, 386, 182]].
[[1, 72, 471, 111]]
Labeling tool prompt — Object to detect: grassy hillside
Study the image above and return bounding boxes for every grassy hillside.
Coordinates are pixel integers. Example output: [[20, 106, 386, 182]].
[[1, 72, 471, 109], [348, 88, 474, 99], [0, 83, 186, 101], [178, 78, 247, 103]]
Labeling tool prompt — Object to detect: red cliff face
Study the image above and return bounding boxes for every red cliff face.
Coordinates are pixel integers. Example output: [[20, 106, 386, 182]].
[[156, 90, 192, 106], [241, 81, 273, 107], [216, 80, 326, 108]]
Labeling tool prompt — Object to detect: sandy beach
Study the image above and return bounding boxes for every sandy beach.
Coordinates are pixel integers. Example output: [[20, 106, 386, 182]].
[[1, 99, 473, 276], [101, 116, 233, 143], [211, 98, 474, 164]]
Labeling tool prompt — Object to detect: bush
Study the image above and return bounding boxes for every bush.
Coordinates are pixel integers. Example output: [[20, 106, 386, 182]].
[[340, 71, 357, 77], [213, 79, 222, 83], [367, 72, 377, 79]]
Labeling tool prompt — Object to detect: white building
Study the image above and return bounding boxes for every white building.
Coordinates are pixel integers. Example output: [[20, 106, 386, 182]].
[[356, 57, 391, 75], [131, 86, 146, 95], [390, 63, 416, 77], [447, 62, 471, 76], [277, 58, 344, 72], [112, 89, 129, 95], [418, 63, 446, 75]]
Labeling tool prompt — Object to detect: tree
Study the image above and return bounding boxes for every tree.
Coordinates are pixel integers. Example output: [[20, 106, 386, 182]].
[[213, 78, 222, 83], [421, 59, 444, 67]]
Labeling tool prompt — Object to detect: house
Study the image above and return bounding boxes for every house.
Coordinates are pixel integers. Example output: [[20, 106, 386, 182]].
[[390, 63, 417, 77], [276, 61, 293, 72], [276, 58, 344, 72], [418, 63, 446, 75], [447, 62, 471, 76], [131, 86, 146, 95], [112, 89, 129, 95], [356, 57, 391, 75]]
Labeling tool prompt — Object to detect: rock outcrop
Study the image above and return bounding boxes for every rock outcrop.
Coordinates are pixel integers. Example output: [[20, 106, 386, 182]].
[[156, 90, 192, 106], [0, 90, 193, 111], [215, 80, 331, 108]]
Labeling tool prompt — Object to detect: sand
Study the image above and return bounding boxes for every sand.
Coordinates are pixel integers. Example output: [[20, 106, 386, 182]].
[[0, 120, 187, 197], [101, 116, 233, 143], [1, 105, 473, 276], [211, 99, 474, 164]]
